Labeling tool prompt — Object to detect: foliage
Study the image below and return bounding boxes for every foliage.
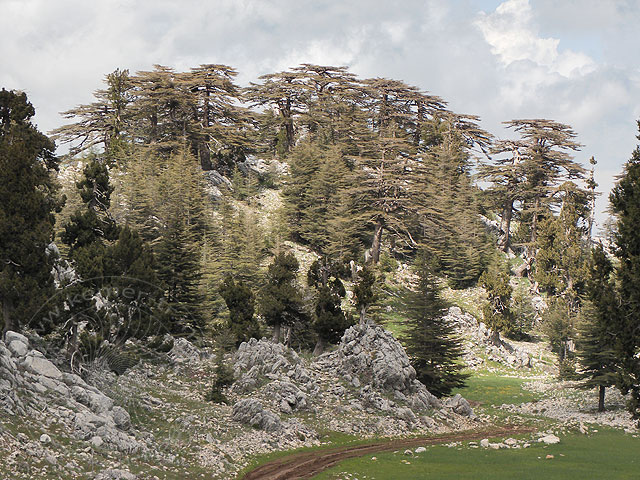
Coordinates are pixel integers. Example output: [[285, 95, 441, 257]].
[[219, 274, 261, 346], [206, 350, 234, 404], [259, 251, 307, 343], [479, 257, 517, 338], [0, 89, 61, 334], [402, 252, 468, 397], [609, 123, 640, 417], [307, 259, 353, 355]]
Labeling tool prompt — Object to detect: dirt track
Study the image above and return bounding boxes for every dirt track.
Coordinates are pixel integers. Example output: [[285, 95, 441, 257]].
[[241, 426, 535, 480]]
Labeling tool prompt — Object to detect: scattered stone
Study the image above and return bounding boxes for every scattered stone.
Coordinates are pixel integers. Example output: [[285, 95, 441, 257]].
[[415, 446, 427, 453], [39, 434, 51, 444], [94, 469, 138, 480], [546, 454, 555, 460], [539, 434, 560, 445], [480, 438, 490, 448]]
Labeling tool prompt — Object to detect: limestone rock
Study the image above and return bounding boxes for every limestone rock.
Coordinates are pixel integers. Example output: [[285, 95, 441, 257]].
[[169, 338, 206, 363], [232, 399, 282, 433], [539, 434, 560, 444], [22, 351, 63, 379], [444, 394, 474, 417], [94, 469, 137, 480]]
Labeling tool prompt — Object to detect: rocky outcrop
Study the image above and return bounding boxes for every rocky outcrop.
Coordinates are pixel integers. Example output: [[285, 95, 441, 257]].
[[318, 323, 442, 413], [0, 331, 141, 453], [232, 399, 282, 433], [237, 155, 289, 178], [232, 337, 312, 393], [169, 337, 208, 364]]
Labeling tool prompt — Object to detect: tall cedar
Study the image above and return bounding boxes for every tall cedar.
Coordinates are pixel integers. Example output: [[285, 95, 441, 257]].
[[577, 244, 619, 412], [0, 89, 61, 334], [609, 123, 640, 417], [403, 252, 468, 397], [260, 251, 306, 343]]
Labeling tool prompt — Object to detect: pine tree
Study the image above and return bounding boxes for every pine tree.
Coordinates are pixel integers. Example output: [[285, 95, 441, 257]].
[[219, 274, 260, 346], [260, 251, 305, 343], [577, 244, 619, 412], [0, 89, 61, 334], [533, 181, 590, 301], [504, 119, 584, 262], [403, 252, 468, 397], [479, 258, 517, 338], [353, 265, 378, 324], [609, 123, 640, 417], [307, 259, 353, 355]]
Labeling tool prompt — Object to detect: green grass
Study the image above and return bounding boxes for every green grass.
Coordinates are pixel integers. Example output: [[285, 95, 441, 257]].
[[453, 374, 539, 406], [314, 429, 640, 480]]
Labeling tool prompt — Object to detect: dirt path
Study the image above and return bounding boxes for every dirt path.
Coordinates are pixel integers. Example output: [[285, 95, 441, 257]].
[[240, 425, 535, 480]]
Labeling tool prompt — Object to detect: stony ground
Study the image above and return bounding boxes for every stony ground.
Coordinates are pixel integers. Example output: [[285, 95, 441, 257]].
[[0, 322, 476, 480]]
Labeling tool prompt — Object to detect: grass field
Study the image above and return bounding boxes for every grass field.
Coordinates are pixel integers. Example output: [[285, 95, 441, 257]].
[[452, 373, 540, 406], [313, 429, 640, 480]]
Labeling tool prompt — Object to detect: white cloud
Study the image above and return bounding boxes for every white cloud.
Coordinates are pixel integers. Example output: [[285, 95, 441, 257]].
[[475, 0, 595, 78]]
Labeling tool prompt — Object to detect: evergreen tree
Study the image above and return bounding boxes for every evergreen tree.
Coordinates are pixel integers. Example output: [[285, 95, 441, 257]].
[[503, 119, 584, 264], [62, 156, 119, 251], [353, 265, 378, 324], [307, 259, 353, 355], [403, 252, 468, 397], [219, 274, 260, 346], [609, 123, 640, 417], [155, 217, 204, 335], [542, 297, 578, 379], [577, 244, 619, 412], [479, 259, 517, 338], [533, 181, 590, 300], [0, 89, 61, 334], [260, 251, 306, 343]]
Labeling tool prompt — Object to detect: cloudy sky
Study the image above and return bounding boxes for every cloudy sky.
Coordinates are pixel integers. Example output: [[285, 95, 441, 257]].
[[2, 0, 639, 228]]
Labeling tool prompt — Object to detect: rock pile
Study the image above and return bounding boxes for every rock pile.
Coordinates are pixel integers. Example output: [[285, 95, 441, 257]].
[[319, 323, 442, 413], [0, 331, 141, 453]]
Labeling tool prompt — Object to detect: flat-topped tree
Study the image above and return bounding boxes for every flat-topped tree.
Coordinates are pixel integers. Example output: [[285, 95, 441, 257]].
[[183, 64, 252, 170], [52, 69, 134, 161], [480, 138, 528, 252], [349, 78, 447, 263], [245, 69, 309, 155], [505, 119, 584, 250]]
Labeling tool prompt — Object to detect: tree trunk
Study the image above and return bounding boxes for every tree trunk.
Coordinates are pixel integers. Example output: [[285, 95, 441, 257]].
[[370, 220, 383, 264], [598, 385, 606, 412], [359, 306, 367, 325], [501, 198, 513, 252], [531, 197, 540, 245], [271, 323, 281, 343], [313, 337, 325, 356]]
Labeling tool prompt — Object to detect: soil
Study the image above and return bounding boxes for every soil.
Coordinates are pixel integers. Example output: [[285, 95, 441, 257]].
[[241, 425, 535, 480]]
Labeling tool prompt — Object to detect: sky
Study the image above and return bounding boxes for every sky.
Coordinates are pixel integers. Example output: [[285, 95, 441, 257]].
[[2, 0, 639, 230]]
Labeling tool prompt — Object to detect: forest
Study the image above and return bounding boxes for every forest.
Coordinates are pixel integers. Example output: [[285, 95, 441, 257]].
[[1, 62, 640, 416]]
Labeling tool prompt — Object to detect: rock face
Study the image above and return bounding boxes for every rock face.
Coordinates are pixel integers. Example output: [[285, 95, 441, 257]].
[[169, 337, 208, 363], [446, 307, 532, 369], [232, 399, 282, 433], [0, 331, 141, 453], [232, 337, 312, 393], [319, 323, 442, 412]]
